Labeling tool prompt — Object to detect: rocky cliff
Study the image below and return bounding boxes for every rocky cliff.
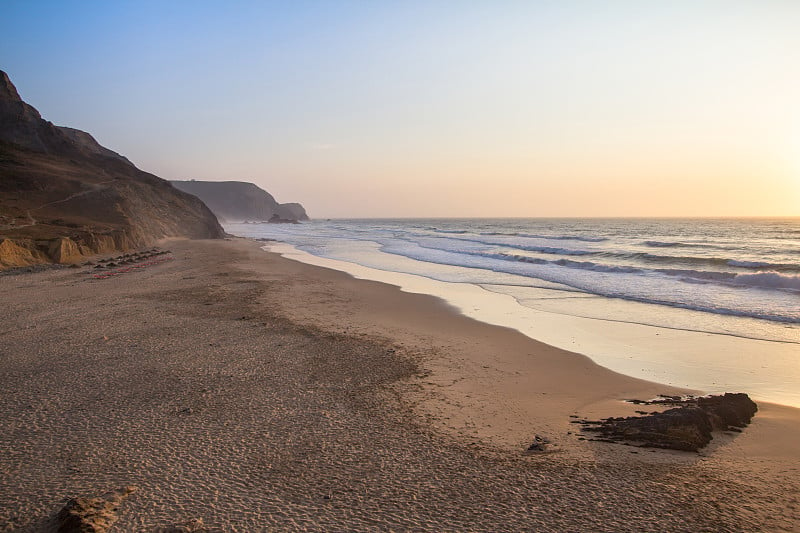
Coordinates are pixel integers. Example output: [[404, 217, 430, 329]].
[[0, 70, 224, 270], [170, 180, 309, 223]]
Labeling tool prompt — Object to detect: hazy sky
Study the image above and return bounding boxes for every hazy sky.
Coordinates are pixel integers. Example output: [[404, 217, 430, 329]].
[[2, 1, 799, 218]]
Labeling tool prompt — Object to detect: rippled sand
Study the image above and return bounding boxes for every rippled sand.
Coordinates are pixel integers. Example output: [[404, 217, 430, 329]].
[[0, 238, 797, 532]]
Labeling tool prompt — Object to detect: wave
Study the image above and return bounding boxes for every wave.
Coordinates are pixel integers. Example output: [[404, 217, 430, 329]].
[[479, 231, 608, 242], [622, 252, 799, 272], [409, 236, 800, 279], [426, 228, 468, 234], [486, 253, 800, 292], [727, 260, 773, 268], [650, 268, 800, 292], [489, 252, 642, 274], [643, 240, 683, 248], [253, 219, 800, 325], [654, 268, 735, 282], [499, 243, 597, 256], [423, 232, 799, 272], [389, 248, 800, 323], [420, 234, 600, 257], [553, 259, 642, 274], [641, 240, 735, 251], [427, 227, 608, 242], [729, 272, 800, 291]]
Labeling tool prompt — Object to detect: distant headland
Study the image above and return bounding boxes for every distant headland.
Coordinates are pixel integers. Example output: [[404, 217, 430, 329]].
[[170, 180, 308, 224]]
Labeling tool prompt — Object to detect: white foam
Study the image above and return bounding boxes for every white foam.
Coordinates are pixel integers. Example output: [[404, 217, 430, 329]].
[[731, 271, 800, 291], [262, 241, 800, 408]]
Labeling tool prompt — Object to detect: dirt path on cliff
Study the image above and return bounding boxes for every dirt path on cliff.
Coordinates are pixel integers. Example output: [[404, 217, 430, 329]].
[[2, 179, 119, 231]]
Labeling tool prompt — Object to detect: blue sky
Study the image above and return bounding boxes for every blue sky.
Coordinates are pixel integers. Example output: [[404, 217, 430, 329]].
[[2, 1, 799, 217]]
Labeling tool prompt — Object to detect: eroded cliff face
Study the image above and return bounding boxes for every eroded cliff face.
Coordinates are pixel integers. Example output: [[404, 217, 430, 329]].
[[0, 238, 42, 269], [0, 70, 225, 270], [170, 180, 309, 223]]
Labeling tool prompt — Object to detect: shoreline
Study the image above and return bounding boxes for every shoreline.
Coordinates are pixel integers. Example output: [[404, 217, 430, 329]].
[[1, 237, 798, 530], [252, 239, 800, 453], [263, 240, 800, 408]]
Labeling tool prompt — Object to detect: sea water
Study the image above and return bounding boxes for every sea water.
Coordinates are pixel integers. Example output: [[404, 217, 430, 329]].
[[227, 218, 800, 406]]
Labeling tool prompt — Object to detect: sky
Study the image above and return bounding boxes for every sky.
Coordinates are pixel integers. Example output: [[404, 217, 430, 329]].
[[1, 1, 799, 218]]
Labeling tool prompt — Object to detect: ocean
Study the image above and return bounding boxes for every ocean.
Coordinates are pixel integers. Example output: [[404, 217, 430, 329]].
[[227, 218, 800, 406]]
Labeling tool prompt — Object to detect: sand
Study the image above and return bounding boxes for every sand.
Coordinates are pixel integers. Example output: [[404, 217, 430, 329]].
[[0, 237, 798, 532]]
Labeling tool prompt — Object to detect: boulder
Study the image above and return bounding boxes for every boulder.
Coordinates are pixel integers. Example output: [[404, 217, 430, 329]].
[[56, 486, 137, 532]]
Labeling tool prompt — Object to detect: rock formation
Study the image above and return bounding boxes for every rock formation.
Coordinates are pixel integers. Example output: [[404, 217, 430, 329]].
[[0, 70, 224, 270], [55, 486, 137, 532], [578, 393, 758, 451], [171, 180, 309, 223]]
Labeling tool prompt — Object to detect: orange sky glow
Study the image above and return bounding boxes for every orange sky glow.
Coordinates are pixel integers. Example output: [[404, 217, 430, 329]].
[[2, 1, 798, 218]]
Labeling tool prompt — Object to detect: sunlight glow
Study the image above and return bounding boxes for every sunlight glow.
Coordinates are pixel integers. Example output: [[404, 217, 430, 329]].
[[1, 1, 798, 217]]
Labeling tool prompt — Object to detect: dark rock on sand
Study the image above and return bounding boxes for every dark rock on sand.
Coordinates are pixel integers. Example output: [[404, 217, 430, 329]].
[[56, 486, 136, 532], [581, 393, 758, 452], [526, 434, 551, 452], [696, 393, 758, 430]]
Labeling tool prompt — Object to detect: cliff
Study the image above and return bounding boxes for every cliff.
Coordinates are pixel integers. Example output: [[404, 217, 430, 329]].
[[170, 180, 309, 223], [0, 70, 224, 270]]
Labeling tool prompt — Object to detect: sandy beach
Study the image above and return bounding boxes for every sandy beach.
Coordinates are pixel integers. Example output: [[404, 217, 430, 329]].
[[1, 237, 798, 532]]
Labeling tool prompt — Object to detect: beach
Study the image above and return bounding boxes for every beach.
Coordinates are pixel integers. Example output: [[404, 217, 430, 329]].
[[1, 237, 798, 531], [230, 217, 800, 407]]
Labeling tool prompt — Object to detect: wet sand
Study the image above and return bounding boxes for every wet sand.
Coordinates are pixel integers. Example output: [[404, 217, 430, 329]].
[[0, 237, 798, 531]]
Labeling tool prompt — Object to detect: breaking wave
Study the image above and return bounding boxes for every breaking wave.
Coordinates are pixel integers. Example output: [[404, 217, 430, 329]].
[[428, 227, 608, 242], [729, 272, 800, 291]]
